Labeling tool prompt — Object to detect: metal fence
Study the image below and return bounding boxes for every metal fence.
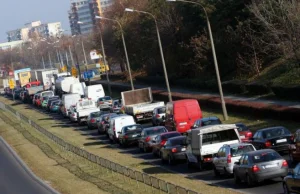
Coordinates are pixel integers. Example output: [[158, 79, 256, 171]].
[[0, 102, 200, 194]]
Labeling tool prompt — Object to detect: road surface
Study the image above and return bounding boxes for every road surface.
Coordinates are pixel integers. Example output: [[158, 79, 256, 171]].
[[0, 137, 59, 194]]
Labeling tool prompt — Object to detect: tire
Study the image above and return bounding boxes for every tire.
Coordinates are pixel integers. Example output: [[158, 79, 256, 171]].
[[213, 165, 220, 177], [246, 174, 254, 187], [283, 183, 290, 194], [161, 154, 166, 164], [143, 144, 148, 153], [187, 160, 193, 169], [87, 124, 91, 130], [139, 144, 143, 152], [233, 171, 241, 184], [198, 161, 204, 171]]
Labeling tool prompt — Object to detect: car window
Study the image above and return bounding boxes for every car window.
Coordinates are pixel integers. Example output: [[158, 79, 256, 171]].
[[202, 119, 221, 126], [91, 112, 101, 118], [145, 127, 167, 135], [251, 151, 281, 163], [236, 124, 248, 132], [262, 128, 291, 139], [161, 133, 180, 140], [123, 125, 142, 133], [202, 129, 238, 145], [165, 140, 172, 146], [99, 96, 112, 101], [242, 155, 249, 165], [157, 107, 166, 114], [170, 137, 186, 146], [230, 145, 255, 157]]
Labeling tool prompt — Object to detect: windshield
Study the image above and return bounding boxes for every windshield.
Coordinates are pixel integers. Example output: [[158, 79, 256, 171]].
[[230, 145, 255, 157], [251, 151, 282, 163], [202, 129, 238, 145], [157, 107, 166, 114], [42, 91, 53, 97], [145, 127, 167, 135], [170, 136, 187, 146], [161, 133, 181, 140], [124, 125, 143, 133], [91, 112, 101, 118], [99, 96, 112, 101], [202, 119, 221, 126], [262, 128, 290, 138]]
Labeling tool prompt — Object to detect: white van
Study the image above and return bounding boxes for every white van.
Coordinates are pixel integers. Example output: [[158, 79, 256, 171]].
[[84, 84, 105, 102], [107, 115, 136, 142], [70, 82, 86, 96], [61, 93, 81, 117], [186, 124, 241, 171]]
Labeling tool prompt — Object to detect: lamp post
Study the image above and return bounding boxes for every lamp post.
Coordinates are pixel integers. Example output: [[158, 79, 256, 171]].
[[125, 8, 172, 102], [71, 34, 82, 79], [95, 20, 112, 97], [166, 0, 228, 120], [77, 21, 90, 84], [95, 16, 134, 90]]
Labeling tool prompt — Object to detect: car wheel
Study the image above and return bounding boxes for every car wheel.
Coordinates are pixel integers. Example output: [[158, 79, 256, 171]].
[[233, 171, 241, 184], [246, 174, 254, 187], [198, 161, 204, 171], [213, 165, 220, 177], [139, 144, 143, 152], [283, 183, 290, 194], [168, 155, 174, 165], [143, 144, 148, 153], [161, 154, 166, 164], [187, 160, 193, 169], [87, 124, 91, 129]]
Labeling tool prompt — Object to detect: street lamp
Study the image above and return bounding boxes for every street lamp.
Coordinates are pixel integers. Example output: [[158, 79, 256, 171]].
[[95, 16, 134, 90], [166, 0, 228, 120], [125, 8, 172, 102], [94, 19, 112, 97]]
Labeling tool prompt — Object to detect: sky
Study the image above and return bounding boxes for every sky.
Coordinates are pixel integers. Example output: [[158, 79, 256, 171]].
[[0, 0, 70, 43]]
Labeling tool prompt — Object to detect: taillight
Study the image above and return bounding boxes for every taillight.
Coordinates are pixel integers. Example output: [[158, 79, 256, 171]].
[[160, 140, 166, 146], [252, 165, 260, 173], [90, 118, 96, 123], [282, 160, 288, 167], [171, 148, 177, 153], [72, 114, 75, 117], [246, 132, 252, 137], [227, 154, 232, 164], [145, 136, 150, 142], [156, 114, 160, 118], [265, 141, 272, 148], [124, 135, 128, 139], [204, 158, 212, 162]]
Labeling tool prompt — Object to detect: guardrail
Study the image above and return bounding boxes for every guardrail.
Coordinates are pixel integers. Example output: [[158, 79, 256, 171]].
[[0, 101, 199, 194]]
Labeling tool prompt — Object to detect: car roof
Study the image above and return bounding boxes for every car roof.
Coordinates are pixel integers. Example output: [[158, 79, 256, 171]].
[[195, 124, 237, 134], [123, 124, 141, 127], [256, 126, 286, 132], [160, 131, 180, 136], [168, 136, 186, 141], [245, 149, 275, 156], [222, 143, 254, 148]]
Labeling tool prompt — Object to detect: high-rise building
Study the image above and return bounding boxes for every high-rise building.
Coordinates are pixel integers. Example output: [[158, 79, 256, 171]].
[[68, 0, 114, 35], [6, 21, 62, 42]]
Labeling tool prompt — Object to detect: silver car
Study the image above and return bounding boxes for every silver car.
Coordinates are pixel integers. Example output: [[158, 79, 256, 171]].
[[97, 96, 112, 108], [233, 149, 288, 187], [69, 105, 78, 122], [213, 143, 256, 176], [151, 106, 166, 126]]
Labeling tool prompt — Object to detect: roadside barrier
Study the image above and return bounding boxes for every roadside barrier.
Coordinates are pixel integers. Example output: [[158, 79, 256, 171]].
[[0, 102, 200, 194]]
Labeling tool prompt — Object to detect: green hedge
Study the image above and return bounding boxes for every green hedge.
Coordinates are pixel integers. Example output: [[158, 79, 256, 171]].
[[271, 85, 300, 99], [222, 80, 247, 94], [245, 81, 272, 95]]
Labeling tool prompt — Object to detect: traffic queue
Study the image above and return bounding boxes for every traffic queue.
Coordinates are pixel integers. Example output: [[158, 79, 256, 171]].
[[2, 74, 300, 194]]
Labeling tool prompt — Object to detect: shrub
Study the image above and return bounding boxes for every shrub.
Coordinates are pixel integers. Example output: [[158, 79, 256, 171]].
[[222, 80, 247, 94], [271, 85, 300, 99], [245, 81, 272, 95]]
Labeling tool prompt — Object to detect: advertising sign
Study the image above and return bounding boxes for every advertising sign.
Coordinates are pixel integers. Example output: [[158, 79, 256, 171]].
[[90, 50, 102, 60]]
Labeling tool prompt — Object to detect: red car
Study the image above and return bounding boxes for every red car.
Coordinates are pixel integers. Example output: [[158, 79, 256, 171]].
[[236, 123, 253, 143], [151, 131, 182, 157]]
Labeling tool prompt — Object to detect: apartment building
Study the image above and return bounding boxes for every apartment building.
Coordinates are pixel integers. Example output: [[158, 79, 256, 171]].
[[68, 0, 114, 35]]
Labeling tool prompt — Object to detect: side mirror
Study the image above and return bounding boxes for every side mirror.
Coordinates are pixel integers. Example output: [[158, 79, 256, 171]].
[[234, 161, 240, 165]]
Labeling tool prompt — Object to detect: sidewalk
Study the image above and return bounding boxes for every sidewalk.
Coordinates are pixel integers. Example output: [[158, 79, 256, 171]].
[[94, 80, 300, 121]]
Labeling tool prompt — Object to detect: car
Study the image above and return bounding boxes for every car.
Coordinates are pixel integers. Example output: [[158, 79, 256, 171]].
[[107, 115, 136, 143], [151, 106, 166, 126], [68, 105, 78, 122], [97, 96, 112, 108], [32, 92, 41, 105], [118, 124, 143, 147], [41, 96, 50, 109], [97, 113, 118, 134], [233, 149, 288, 187], [112, 99, 122, 113], [191, 116, 222, 129], [250, 126, 293, 153], [35, 95, 42, 107], [50, 100, 61, 113], [152, 131, 182, 157], [289, 129, 300, 163], [282, 162, 300, 194], [213, 143, 256, 176], [87, 111, 102, 129], [138, 126, 168, 152], [46, 96, 60, 111], [160, 136, 187, 165], [236, 123, 253, 143]]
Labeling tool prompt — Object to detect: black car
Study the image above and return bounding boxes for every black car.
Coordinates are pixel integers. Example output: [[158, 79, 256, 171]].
[[250, 126, 293, 152], [118, 124, 143, 147], [191, 116, 222, 129], [282, 162, 300, 194], [160, 136, 187, 165], [46, 96, 60, 111]]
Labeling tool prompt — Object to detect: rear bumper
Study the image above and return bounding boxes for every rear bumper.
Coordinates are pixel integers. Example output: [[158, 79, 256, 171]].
[[88, 123, 98, 128], [254, 168, 288, 182], [70, 117, 77, 122], [272, 144, 290, 152], [173, 152, 186, 160]]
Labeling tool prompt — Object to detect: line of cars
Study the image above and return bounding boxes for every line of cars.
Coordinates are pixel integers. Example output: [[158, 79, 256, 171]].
[[3, 87, 300, 193]]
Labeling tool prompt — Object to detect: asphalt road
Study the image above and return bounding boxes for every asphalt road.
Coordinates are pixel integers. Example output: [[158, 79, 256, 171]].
[[0, 137, 59, 194], [44, 111, 291, 194]]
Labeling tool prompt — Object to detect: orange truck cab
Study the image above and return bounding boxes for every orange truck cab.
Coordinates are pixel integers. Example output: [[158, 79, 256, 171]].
[[165, 99, 202, 133]]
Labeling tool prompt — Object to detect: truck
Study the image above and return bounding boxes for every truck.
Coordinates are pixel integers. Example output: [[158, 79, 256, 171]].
[[24, 86, 44, 103], [76, 98, 99, 125], [55, 76, 79, 96], [121, 87, 165, 122], [18, 71, 31, 87], [31, 69, 59, 87]]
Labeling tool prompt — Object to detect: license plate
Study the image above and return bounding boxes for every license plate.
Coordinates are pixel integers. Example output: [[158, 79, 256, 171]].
[[276, 139, 287, 143], [181, 148, 186, 151], [265, 164, 277, 168], [132, 134, 138, 137], [240, 135, 245, 139], [136, 115, 143, 119]]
